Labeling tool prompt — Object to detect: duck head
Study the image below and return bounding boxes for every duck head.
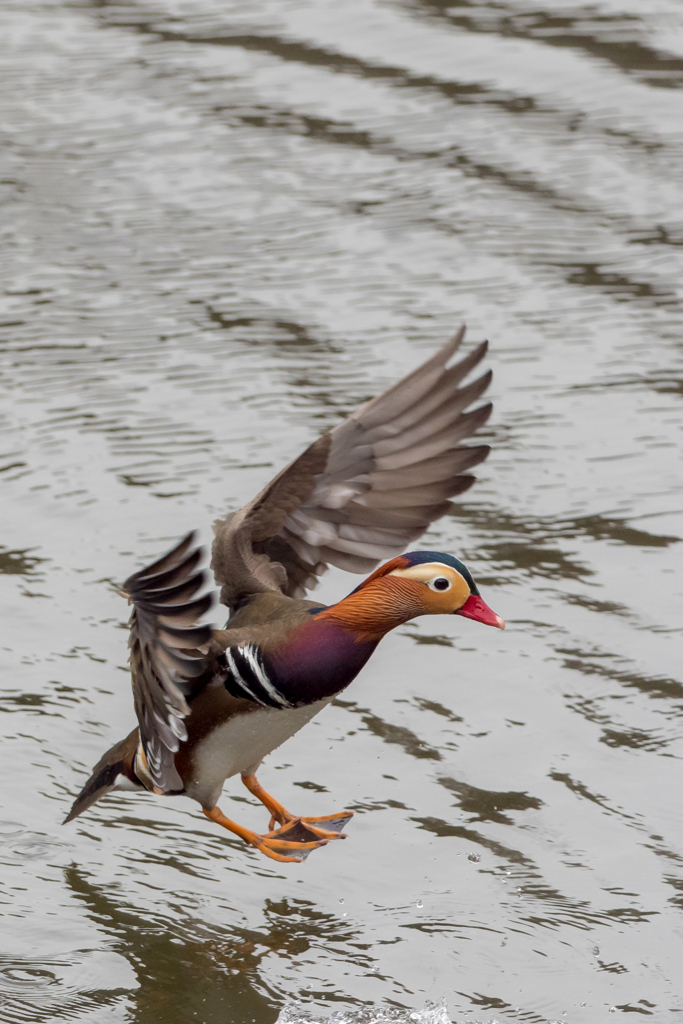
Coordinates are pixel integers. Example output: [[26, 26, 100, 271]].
[[320, 550, 504, 640], [382, 550, 503, 628]]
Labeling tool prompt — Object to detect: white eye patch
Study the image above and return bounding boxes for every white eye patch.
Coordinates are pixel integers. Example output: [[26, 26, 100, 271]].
[[388, 562, 464, 587], [388, 561, 453, 582]]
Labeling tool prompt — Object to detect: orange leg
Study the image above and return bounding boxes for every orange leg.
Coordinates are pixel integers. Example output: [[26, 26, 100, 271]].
[[241, 773, 354, 840], [203, 806, 327, 864]]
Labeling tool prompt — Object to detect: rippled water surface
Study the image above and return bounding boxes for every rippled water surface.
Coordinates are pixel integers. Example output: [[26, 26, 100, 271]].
[[2, 0, 683, 1020]]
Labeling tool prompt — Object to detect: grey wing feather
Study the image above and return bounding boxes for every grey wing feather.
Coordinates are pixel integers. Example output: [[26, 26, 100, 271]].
[[212, 327, 493, 606], [123, 532, 213, 792]]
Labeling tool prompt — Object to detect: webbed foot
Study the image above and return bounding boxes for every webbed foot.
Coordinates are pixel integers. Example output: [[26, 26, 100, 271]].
[[203, 806, 328, 863], [270, 810, 354, 840], [240, 770, 354, 840]]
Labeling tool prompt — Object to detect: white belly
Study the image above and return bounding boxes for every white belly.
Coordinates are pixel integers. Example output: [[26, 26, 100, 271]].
[[185, 698, 332, 809]]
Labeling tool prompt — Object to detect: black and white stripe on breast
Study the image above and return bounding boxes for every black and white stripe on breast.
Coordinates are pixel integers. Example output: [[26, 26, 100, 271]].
[[224, 645, 293, 709]]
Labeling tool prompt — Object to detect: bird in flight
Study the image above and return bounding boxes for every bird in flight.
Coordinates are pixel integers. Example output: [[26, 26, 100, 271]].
[[64, 327, 504, 863]]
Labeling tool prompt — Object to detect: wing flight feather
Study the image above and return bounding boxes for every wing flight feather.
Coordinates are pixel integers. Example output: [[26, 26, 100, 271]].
[[123, 532, 213, 792], [211, 327, 493, 607]]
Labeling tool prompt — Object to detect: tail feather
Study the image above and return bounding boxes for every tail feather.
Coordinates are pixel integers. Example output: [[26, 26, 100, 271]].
[[63, 728, 141, 824]]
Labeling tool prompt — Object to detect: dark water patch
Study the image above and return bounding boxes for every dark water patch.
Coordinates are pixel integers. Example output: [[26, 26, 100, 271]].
[[225, 107, 378, 150], [0, 692, 56, 716], [410, 818, 531, 864], [202, 307, 336, 354], [600, 727, 671, 752], [478, 538, 591, 581], [559, 262, 680, 308], [0, 459, 27, 476], [402, 631, 455, 647], [516, 884, 633, 932], [560, 695, 677, 756], [644, 839, 683, 866], [630, 224, 683, 247], [610, 1003, 655, 1015], [565, 693, 615, 727], [549, 771, 638, 821], [348, 797, 411, 813], [555, 647, 683, 703], [401, 918, 500, 937], [568, 515, 679, 548], [663, 875, 683, 912], [601, 123, 666, 156], [401, 0, 683, 89], [359, 712, 443, 761], [437, 776, 542, 825], [92, 8, 545, 117], [572, 371, 683, 399], [126, 847, 221, 882], [332, 700, 443, 761], [65, 867, 280, 1024], [594, 958, 629, 974], [412, 698, 463, 722], [453, 505, 679, 587], [505, 507, 674, 548], [65, 867, 372, 1022], [0, 690, 68, 717], [0, 546, 45, 576], [210, 97, 581, 210], [602, 906, 659, 924], [83, 5, 634, 218], [192, 305, 392, 423], [217, 72, 540, 119], [293, 780, 329, 793], [562, 593, 632, 618], [261, 896, 367, 954], [452, 989, 517, 1017]]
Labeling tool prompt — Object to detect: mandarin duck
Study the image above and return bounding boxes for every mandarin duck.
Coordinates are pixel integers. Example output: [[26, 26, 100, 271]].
[[64, 328, 504, 863]]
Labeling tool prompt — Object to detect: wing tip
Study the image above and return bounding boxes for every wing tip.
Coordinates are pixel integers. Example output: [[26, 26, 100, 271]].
[[448, 323, 466, 349], [474, 400, 493, 424], [123, 531, 203, 591]]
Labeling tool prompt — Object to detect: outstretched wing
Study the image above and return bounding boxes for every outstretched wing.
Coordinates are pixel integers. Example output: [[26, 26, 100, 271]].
[[212, 327, 492, 608], [123, 532, 213, 793]]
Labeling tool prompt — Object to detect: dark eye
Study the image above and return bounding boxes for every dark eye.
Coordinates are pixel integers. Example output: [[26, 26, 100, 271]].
[[431, 577, 450, 592]]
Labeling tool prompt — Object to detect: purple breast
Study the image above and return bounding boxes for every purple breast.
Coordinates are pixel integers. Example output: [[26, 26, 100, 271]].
[[268, 619, 379, 705]]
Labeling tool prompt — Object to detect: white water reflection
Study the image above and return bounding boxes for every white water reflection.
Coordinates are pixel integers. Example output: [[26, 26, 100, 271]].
[[277, 1000, 450, 1023]]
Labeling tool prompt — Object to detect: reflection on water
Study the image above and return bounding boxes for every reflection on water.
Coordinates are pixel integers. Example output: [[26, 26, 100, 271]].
[[1, 0, 683, 1020], [277, 1001, 450, 1023]]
